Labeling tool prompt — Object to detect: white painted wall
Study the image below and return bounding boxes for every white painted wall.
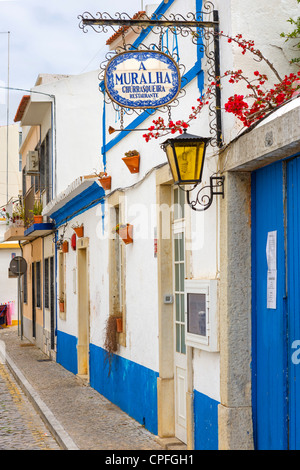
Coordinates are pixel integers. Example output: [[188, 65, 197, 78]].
[[56, 173, 160, 373], [29, 70, 103, 197], [54, 0, 298, 407], [216, 0, 300, 143], [0, 123, 21, 208], [0, 221, 21, 320]]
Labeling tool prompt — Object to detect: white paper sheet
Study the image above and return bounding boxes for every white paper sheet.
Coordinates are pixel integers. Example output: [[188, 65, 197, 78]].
[[266, 231, 277, 309]]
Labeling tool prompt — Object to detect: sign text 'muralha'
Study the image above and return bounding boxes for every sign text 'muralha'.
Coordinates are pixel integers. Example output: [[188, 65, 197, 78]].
[[114, 70, 172, 87], [105, 51, 180, 108]]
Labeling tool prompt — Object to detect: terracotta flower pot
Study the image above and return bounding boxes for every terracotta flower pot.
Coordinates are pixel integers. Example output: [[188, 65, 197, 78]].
[[122, 154, 140, 174], [62, 241, 69, 253], [34, 215, 43, 224], [116, 317, 123, 333], [59, 302, 65, 313], [99, 175, 111, 190], [73, 225, 84, 238], [117, 224, 133, 245]]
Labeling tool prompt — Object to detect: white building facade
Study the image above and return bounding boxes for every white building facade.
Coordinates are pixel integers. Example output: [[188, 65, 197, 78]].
[[36, 0, 299, 450]]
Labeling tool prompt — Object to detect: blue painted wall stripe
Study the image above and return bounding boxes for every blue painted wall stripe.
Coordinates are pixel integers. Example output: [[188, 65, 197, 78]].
[[89, 344, 159, 435], [57, 331, 159, 435], [56, 330, 78, 375], [131, 0, 176, 50], [50, 182, 105, 227], [194, 390, 219, 450]]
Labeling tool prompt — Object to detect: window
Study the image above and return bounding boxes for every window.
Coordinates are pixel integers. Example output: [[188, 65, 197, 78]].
[[36, 261, 41, 308], [108, 191, 126, 345], [174, 231, 186, 354], [19, 132, 22, 172], [40, 131, 52, 204], [173, 186, 186, 355], [187, 293, 206, 337], [185, 280, 219, 352], [22, 167, 26, 198], [115, 206, 124, 311], [58, 251, 66, 320], [50, 256, 55, 350], [44, 258, 49, 309]]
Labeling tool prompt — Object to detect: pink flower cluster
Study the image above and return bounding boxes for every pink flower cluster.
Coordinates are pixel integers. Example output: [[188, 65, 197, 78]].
[[142, 32, 300, 141]]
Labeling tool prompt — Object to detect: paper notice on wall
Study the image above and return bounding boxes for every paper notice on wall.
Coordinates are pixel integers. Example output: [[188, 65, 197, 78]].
[[266, 231, 277, 309], [267, 270, 277, 309]]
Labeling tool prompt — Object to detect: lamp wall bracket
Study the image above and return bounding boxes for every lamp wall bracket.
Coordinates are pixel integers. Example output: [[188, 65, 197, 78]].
[[185, 175, 225, 211]]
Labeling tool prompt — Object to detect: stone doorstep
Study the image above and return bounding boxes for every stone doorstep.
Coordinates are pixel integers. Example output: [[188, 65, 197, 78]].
[[155, 437, 187, 451]]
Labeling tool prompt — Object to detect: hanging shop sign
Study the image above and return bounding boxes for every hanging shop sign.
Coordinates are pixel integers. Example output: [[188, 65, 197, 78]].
[[104, 50, 181, 109]]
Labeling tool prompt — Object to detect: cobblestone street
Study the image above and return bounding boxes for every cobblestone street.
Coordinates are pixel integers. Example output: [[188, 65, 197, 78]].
[[0, 362, 61, 450]]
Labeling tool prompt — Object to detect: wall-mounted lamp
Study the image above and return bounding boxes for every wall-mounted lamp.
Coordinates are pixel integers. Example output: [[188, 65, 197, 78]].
[[161, 130, 210, 185], [161, 129, 224, 211]]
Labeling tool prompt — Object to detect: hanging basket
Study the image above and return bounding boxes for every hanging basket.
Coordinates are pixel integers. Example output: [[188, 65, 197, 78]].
[[122, 154, 140, 174], [99, 175, 111, 190], [117, 224, 133, 245]]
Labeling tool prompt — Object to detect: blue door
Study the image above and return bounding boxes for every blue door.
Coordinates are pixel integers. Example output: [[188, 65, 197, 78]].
[[252, 156, 300, 450], [287, 157, 300, 450]]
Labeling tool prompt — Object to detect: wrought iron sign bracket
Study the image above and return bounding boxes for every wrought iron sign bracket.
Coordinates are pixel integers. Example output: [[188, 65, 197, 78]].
[[80, 17, 218, 30], [185, 175, 225, 211], [78, 2, 223, 148]]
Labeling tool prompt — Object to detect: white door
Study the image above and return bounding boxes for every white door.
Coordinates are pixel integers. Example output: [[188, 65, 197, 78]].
[[173, 187, 187, 444]]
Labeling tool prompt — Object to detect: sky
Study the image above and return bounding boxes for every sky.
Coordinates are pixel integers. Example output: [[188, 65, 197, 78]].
[[0, 0, 161, 126]]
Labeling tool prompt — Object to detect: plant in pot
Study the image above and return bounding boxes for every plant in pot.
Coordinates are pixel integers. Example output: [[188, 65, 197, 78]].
[[98, 171, 111, 190], [122, 150, 140, 174], [62, 240, 69, 253], [30, 199, 43, 224], [113, 223, 133, 245], [12, 201, 25, 227], [72, 222, 84, 238], [116, 316, 123, 333], [58, 296, 65, 313]]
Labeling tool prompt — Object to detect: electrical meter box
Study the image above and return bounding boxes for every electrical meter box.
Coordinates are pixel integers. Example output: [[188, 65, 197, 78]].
[[185, 279, 219, 352]]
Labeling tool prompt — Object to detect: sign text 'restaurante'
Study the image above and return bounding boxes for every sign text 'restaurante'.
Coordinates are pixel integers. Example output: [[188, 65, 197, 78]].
[[104, 51, 181, 109]]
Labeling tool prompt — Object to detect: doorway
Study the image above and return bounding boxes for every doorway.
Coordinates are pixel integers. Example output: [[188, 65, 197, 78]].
[[252, 156, 300, 449], [31, 262, 36, 338], [77, 245, 90, 380], [50, 256, 55, 351], [173, 187, 187, 444]]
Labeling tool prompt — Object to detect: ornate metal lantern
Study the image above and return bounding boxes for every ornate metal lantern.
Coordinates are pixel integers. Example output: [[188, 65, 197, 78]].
[[161, 130, 210, 185]]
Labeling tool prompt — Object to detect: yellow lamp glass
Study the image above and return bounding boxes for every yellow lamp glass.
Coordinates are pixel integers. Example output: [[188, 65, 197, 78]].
[[162, 132, 210, 185], [174, 141, 205, 183], [166, 144, 179, 182]]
